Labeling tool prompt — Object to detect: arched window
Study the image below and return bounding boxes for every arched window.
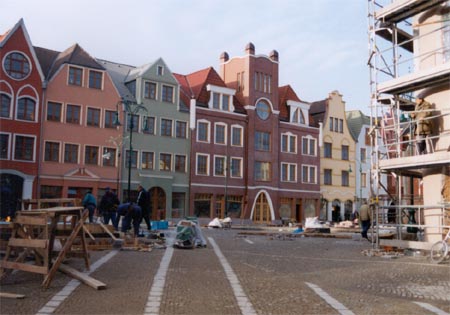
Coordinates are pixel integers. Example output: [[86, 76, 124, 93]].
[[17, 97, 36, 121], [1, 93, 12, 118]]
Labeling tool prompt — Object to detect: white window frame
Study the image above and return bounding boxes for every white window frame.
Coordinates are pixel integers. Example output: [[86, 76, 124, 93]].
[[197, 120, 210, 143], [206, 84, 235, 112], [159, 152, 172, 171], [44, 140, 62, 163], [281, 132, 297, 154], [214, 122, 227, 145], [13, 133, 36, 162], [141, 150, 155, 170], [0, 132, 11, 160], [214, 155, 227, 177], [174, 154, 187, 173], [16, 96, 38, 123], [161, 84, 174, 103], [63, 142, 80, 164], [230, 157, 243, 178], [281, 162, 297, 182], [157, 65, 164, 76], [196, 153, 210, 176], [231, 125, 243, 147], [287, 100, 309, 125], [143, 80, 158, 100], [160, 117, 173, 137], [302, 136, 317, 156], [88, 69, 104, 90], [302, 164, 317, 184], [0, 92, 13, 120]]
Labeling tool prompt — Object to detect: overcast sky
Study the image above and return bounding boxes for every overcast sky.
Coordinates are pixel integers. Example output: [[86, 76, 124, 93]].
[[2, 0, 370, 114]]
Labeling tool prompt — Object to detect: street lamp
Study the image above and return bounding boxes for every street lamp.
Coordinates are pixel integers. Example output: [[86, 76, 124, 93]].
[[114, 99, 148, 202]]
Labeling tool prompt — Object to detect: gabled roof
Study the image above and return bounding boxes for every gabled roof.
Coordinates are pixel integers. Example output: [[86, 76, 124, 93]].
[[309, 99, 327, 127], [173, 67, 244, 113], [278, 85, 301, 121], [0, 19, 45, 82], [34, 46, 60, 78], [346, 110, 370, 141], [47, 43, 105, 80], [98, 59, 136, 103]]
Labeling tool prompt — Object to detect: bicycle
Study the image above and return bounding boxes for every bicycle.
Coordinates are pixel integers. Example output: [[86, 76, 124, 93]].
[[429, 229, 450, 264]]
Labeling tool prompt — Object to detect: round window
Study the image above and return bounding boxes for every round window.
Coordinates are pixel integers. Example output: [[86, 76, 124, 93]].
[[3, 52, 31, 80], [255, 101, 270, 120]]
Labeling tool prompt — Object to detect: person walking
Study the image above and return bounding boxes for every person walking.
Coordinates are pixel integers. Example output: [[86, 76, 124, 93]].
[[117, 202, 142, 236], [359, 200, 372, 242], [82, 190, 97, 223], [136, 185, 151, 231], [98, 187, 120, 227]]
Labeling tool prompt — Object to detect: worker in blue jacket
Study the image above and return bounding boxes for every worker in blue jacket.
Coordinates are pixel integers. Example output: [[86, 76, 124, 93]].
[[116, 202, 142, 236]]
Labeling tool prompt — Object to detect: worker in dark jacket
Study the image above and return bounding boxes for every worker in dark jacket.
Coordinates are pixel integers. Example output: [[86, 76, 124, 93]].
[[136, 185, 151, 230], [117, 202, 142, 236], [98, 187, 120, 227]]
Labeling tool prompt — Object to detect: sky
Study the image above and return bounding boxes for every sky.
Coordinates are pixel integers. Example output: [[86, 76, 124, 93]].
[[2, 0, 371, 114]]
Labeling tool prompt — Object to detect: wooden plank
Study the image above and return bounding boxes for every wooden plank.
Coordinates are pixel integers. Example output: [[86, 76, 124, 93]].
[[83, 226, 96, 241], [14, 215, 48, 226], [58, 264, 106, 290], [8, 238, 48, 249], [0, 292, 25, 299], [0, 261, 48, 275], [98, 222, 119, 241], [379, 239, 434, 250]]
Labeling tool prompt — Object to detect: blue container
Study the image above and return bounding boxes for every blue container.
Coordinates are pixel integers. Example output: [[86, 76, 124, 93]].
[[151, 220, 168, 230]]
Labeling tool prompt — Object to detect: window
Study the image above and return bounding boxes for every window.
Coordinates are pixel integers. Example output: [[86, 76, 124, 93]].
[[144, 116, 155, 134], [365, 127, 371, 145], [87, 108, 100, 127], [159, 153, 172, 171], [175, 155, 186, 172], [46, 102, 62, 122], [85, 145, 99, 165], [339, 119, 343, 133], [44, 141, 60, 162], [66, 104, 81, 124], [231, 126, 243, 146], [127, 114, 139, 131], [214, 156, 226, 176], [281, 163, 296, 182], [88, 70, 103, 89], [162, 85, 174, 103], [360, 148, 366, 163], [1, 134, 10, 159], [341, 145, 349, 160], [255, 131, 270, 151], [196, 154, 209, 175], [104, 110, 116, 129], [444, 10, 450, 62], [329, 117, 333, 131], [255, 100, 270, 120], [161, 118, 173, 137], [126, 150, 138, 168], [342, 170, 350, 186], [302, 136, 316, 156], [231, 158, 242, 178], [222, 95, 230, 111], [334, 118, 339, 132], [324, 169, 332, 185], [361, 172, 367, 188], [144, 82, 157, 99], [14, 135, 34, 161], [302, 165, 316, 184], [197, 121, 210, 142], [64, 144, 78, 163], [215, 124, 226, 145], [176, 121, 187, 138], [254, 161, 271, 181], [3, 52, 31, 80], [212, 93, 220, 109], [1, 94, 12, 118], [292, 108, 305, 124], [281, 134, 296, 153], [17, 97, 35, 121], [157, 65, 164, 76], [141, 152, 154, 170], [324, 142, 332, 158], [102, 147, 116, 167], [68, 66, 83, 86]]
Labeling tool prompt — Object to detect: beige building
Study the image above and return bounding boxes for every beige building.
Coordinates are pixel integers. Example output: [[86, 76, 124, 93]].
[[311, 91, 356, 222], [369, 0, 450, 243]]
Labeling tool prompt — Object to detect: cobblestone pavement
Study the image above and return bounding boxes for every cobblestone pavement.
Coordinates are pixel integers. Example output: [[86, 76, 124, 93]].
[[1, 227, 449, 315]]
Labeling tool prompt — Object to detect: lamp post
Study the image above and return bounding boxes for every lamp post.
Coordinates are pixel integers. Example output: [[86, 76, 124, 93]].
[[114, 99, 148, 202]]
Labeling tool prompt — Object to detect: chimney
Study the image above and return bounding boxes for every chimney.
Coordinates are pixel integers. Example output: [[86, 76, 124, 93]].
[[220, 51, 229, 63], [269, 50, 279, 62], [245, 42, 255, 55]]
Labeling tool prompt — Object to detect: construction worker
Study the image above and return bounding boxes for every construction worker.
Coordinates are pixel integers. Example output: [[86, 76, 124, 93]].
[[117, 202, 142, 236], [410, 98, 433, 154], [359, 200, 371, 242]]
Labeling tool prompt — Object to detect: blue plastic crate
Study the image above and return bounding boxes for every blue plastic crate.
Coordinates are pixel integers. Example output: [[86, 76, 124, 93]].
[[151, 220, 168, 230]]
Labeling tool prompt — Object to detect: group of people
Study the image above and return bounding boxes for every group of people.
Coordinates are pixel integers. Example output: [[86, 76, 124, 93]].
[[82, 184, 152, 236]]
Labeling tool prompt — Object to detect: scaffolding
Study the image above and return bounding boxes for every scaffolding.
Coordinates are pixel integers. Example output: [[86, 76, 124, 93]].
[[368, 0, 450, 250]]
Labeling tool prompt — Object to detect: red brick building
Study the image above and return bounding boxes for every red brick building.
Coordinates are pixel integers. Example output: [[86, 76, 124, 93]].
[[0, 19, 44, 217], [176, 44, 321, 224]]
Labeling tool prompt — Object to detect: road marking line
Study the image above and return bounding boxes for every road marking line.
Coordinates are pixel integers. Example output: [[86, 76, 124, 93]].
[[244, 239, 254, 244], [144, 231, 175, 315], [305, 282, 355, 315], [414, 302, 450, 315], [208, 237, 257, 315], [36, 250, 119, 315]]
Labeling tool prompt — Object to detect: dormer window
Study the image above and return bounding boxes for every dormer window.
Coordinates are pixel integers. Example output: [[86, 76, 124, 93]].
[[207, 84, 235, 112], [287, 100, 309, 126]]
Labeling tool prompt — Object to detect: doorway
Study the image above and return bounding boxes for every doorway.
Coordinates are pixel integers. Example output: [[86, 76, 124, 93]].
[[252, 193, 271, 224], [149, 187, 166, 220]]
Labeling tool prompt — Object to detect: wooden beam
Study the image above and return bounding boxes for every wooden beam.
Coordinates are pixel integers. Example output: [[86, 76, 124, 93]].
[[0, 261, 48, 275], [8, 238, 48, 249], [58, 264, 106, 290], [83, 226, 96, 241], [0, 292, 25, 299], [14, 215, 48, 226]]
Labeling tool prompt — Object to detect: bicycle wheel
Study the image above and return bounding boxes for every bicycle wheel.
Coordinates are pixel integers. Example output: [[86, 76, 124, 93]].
[[430, 241, 448, 264]]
